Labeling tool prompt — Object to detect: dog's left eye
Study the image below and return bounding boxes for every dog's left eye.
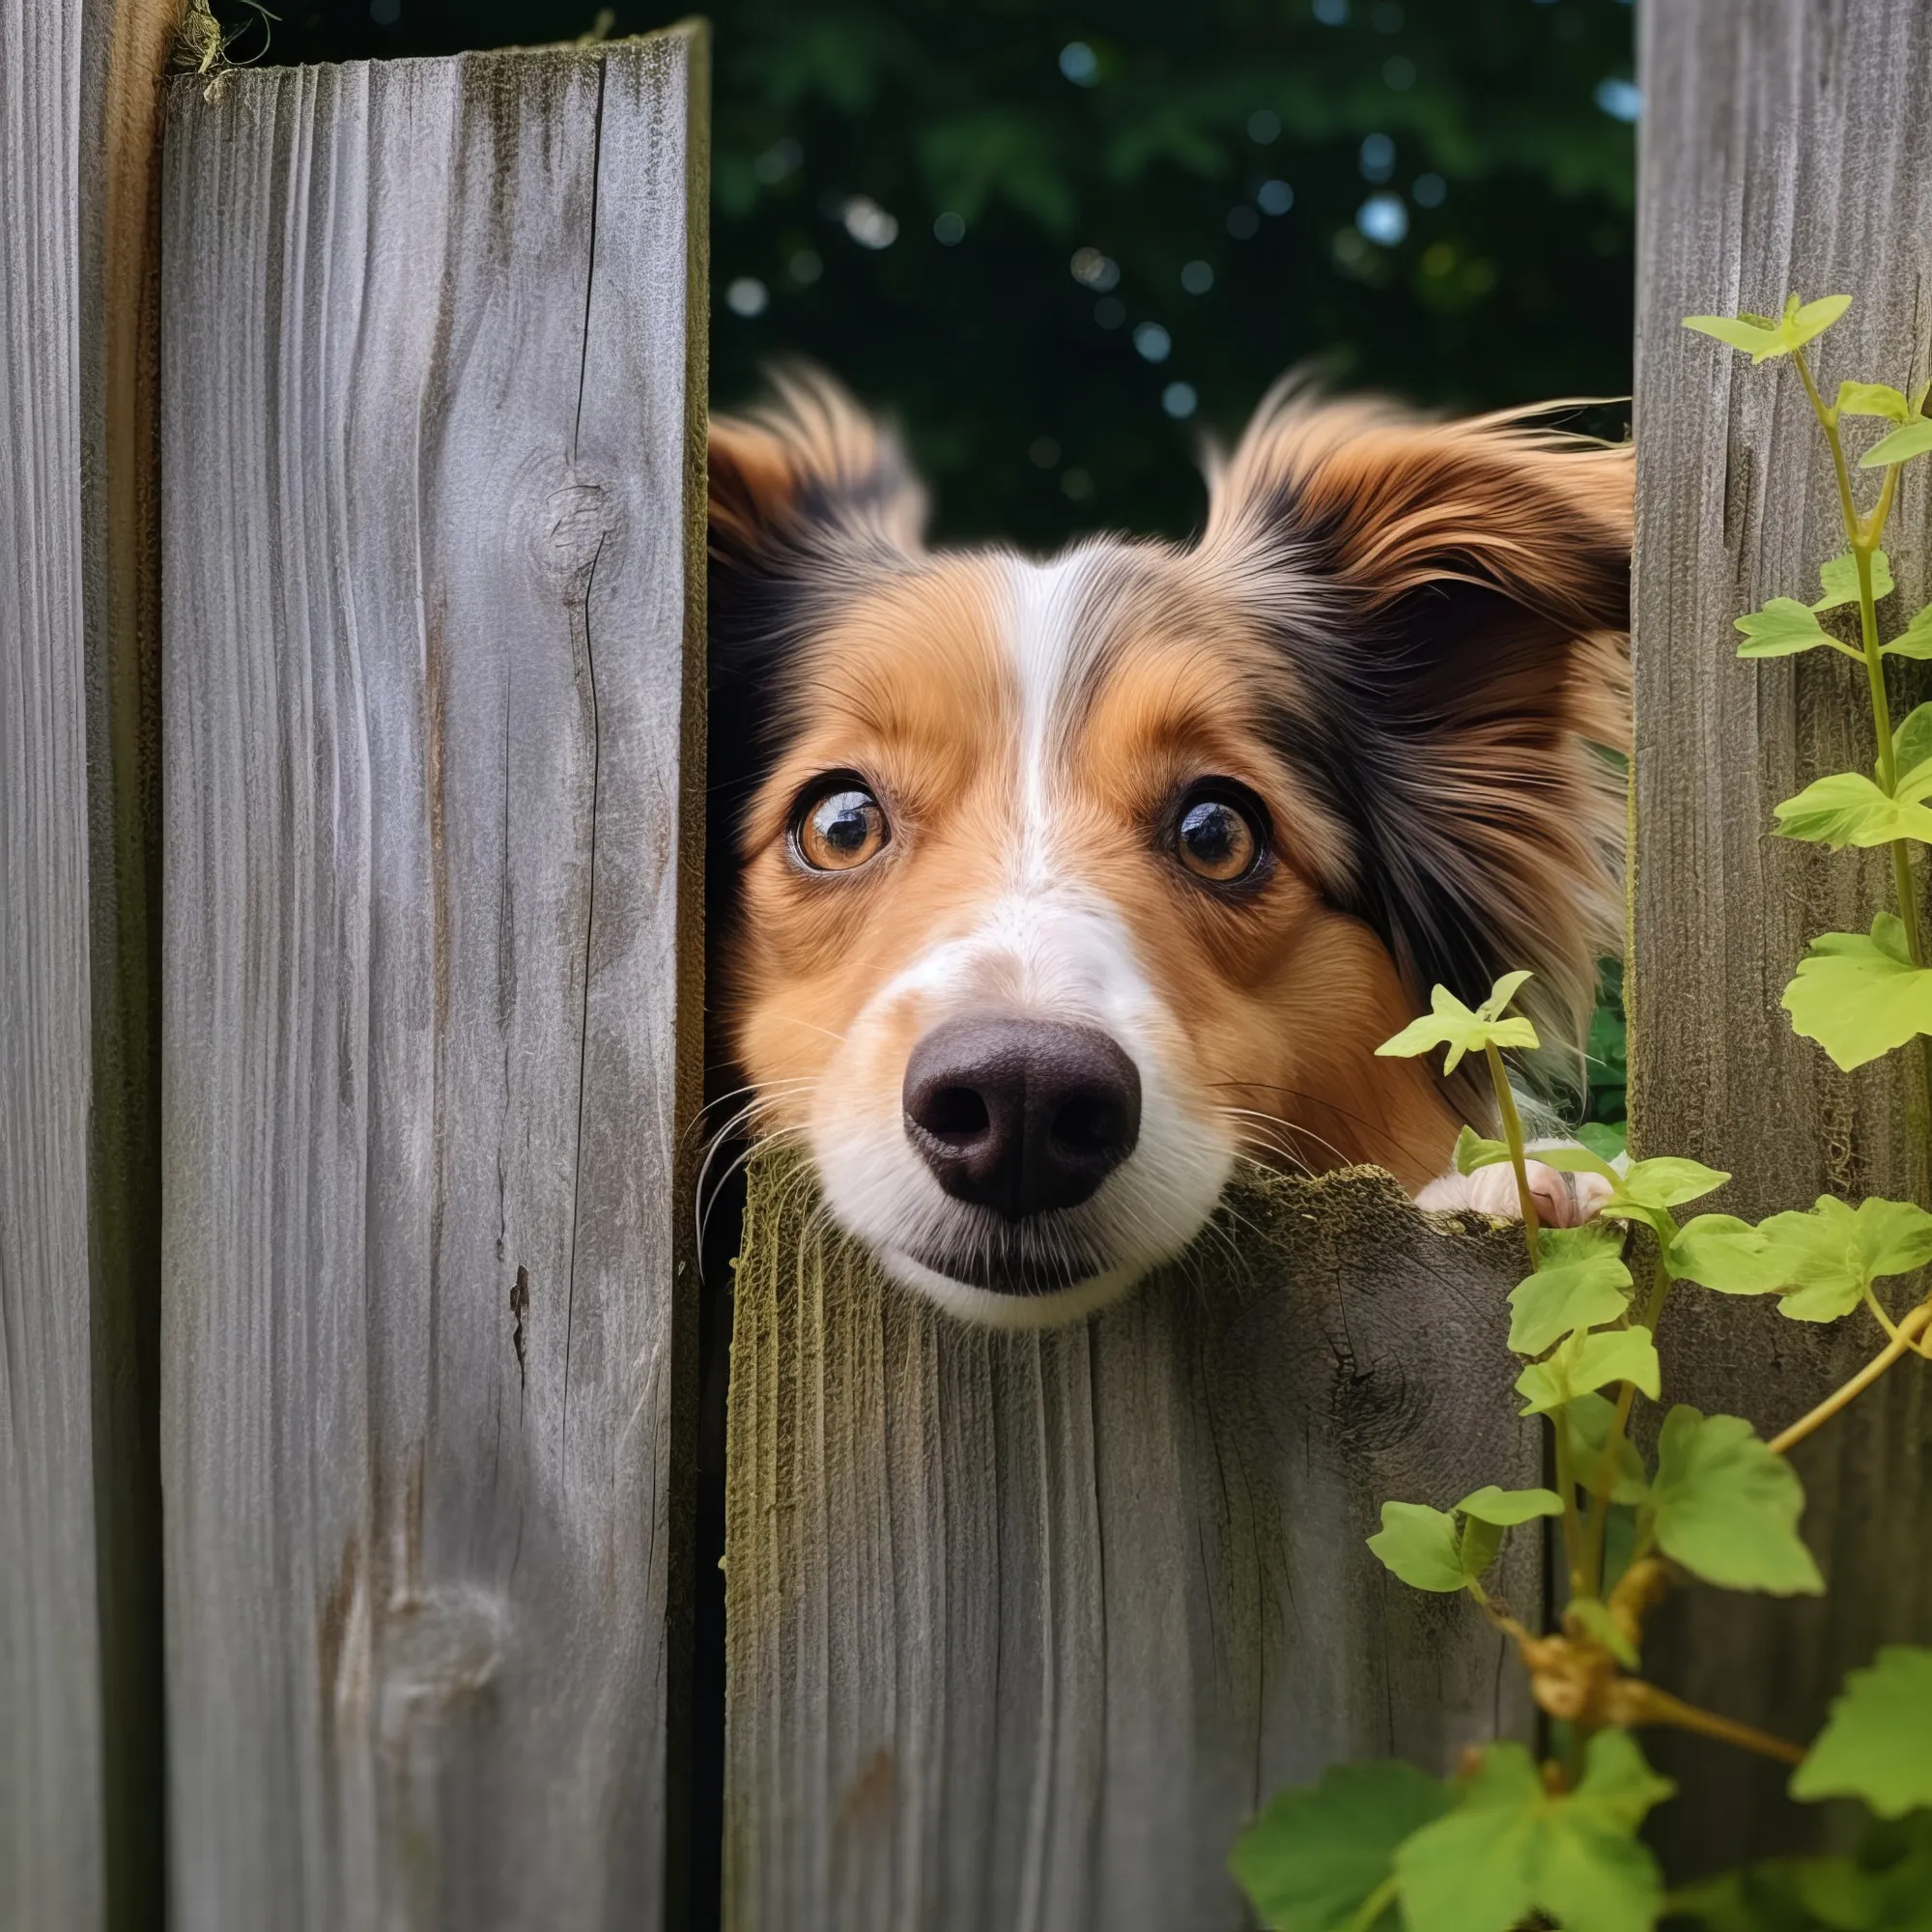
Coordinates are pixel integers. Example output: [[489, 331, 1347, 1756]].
[[792, 777, 891, 872], [1172, 784, 1267, 885]]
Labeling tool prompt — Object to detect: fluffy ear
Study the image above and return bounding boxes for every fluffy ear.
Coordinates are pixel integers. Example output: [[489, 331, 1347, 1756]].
[[709, 365, 925, 598], [706, 368, 927, 820], [1202, 384, 1632, 1096]]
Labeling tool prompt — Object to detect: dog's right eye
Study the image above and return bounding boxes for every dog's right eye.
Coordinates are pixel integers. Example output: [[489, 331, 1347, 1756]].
[[792, 777, 891, 872]]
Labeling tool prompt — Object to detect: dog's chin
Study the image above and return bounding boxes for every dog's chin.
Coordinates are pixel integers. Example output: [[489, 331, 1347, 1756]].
[[879, 1245, 1149, 1330]]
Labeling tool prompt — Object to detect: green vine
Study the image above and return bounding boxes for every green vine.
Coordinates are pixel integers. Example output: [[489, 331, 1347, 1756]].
[[1230, 294, 1932, 1932]]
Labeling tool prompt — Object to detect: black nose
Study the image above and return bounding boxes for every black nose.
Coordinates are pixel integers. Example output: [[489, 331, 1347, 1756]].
[[902, 1017, 1142, 1220]]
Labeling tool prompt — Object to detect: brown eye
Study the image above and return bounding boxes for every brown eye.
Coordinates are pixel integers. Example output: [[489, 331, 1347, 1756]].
[[1173, 786, 1266, 885], [793, 778, 890, 872]]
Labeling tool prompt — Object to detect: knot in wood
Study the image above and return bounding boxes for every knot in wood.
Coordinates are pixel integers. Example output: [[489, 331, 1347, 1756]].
[[378, 1583, 509, 1739], [520, 452, 620, 589]]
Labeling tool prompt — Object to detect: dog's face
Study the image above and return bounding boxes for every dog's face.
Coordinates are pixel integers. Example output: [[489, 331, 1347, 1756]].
[[708, 377, 1630, 1325]]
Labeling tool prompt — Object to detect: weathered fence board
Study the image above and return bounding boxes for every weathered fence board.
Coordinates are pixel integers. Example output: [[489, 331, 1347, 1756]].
[[1633, 0, 1932, 1869], [160, 31, 707, 1928], [724, 1157, 1539, 1931], [2, 0, 106, 1923], [2, 0, 106, 1922]]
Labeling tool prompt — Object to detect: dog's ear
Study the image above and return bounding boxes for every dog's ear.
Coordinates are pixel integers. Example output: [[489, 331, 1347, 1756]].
[[706, 369, 927, 833], [1203, 386, 1632, 1091], [709, 366, 925, 590]]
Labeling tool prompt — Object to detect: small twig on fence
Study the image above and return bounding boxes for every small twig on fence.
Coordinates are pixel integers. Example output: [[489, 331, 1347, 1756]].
[[1769, 1298, 1932, 1455]]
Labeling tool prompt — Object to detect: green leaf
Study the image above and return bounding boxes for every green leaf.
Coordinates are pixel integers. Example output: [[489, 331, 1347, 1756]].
[[1684, 314, 1792, 359], [1457, 1484, 1566, 1526], [1478, 970, 1535, 1021], [1891, 701, 1932, 790], [1517, 1327, 1661, 1416], [1861, 415, 1932, 469], [1577, 1120, 1628, 1163], [1774, 772, 1932, 850], [1683, 294, 1852, 365], [1735, 598, 1853, 661], [1883, 607, 1932, 664], [1746, 1195, 1932, 1322], [1454, 1124, 1510, 1176], [1615, 1157, 1730, 1209], [1370, 1489, 1559, 1597], [1459, 1514, 1505, 1583], [1791, 1646, 1932, 1819], [1528, 1143, 1625, 1183], [1376, 976, 1539, 1076], [1367, 1502, 1468, 1593], [1601, 1156, 1730, 1236], [1667, 1214, 1788, 1293], [1815, 550, 1895, 611], [1559, 1390, 1651, 1506], [1231, 1760, 1452, 1932], [1836, 381, 1914, 423], [1396, 1732, 1675, 1932], [1507, 1238, 1634, 1355], [1649, 1406, 1824, 1596], [1665, 1815, 1932, 1930], [1783, 915, 1932, 1071], [1567, 1595, 1640, 1670]]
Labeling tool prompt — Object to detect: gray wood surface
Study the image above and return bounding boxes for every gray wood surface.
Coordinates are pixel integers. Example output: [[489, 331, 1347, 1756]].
[[724, 1154, 1541, 1932], [1, 0, 107, 1924], [1632, 0, 1932, 1870], [159, 31, 707, 1929]]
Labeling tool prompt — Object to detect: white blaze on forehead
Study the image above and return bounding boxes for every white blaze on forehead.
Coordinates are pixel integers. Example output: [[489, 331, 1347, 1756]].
[[796, 543, 1238, 1324], [1003, 550, 1103, 886]]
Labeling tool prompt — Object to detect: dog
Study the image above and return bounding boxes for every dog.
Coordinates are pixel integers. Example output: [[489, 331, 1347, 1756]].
[[704, 371, 1631, 1326]]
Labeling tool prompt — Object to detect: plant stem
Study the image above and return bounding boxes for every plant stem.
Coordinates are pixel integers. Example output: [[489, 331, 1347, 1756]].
[[1619, 1682, 1806, 1767], [1794, 350, 1932, 1174], [1794, 350, 1861, 541], [1582, 1252, 1673, 1597], [1769, 1299, 1932, 1454], [1343, 1876, 1401, 1932], [1862, 1284, 1903, 1343], [1485, 1041, 1542, 1270], [1550, 1397, 1586, 1603]]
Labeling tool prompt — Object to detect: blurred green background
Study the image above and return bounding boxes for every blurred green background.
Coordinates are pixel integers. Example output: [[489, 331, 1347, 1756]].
[[211, 0, 1636, 1123]]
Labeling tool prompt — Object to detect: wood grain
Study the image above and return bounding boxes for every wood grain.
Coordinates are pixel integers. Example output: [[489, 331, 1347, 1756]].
[[1, 0, 106, 1923], [1633, 0, 1932, 1868], [724, 1153, 1541, 1931], [159, 32, 707, 1928]]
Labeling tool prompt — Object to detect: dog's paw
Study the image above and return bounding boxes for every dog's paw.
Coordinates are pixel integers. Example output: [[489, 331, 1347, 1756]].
[[1414, 1143, 1615, 1229]]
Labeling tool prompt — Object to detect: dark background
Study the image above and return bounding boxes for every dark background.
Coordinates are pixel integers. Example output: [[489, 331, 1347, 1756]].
[[211, 0, 1637, 555]]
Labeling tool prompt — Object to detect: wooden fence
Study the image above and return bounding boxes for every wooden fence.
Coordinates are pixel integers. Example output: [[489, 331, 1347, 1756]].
[[1, 1, 1928, 1926], [1633, 0, 1932, 1870]]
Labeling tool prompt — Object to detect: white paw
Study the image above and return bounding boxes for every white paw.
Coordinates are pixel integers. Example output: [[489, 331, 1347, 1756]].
[[1415, 1143, 1615, 1229]]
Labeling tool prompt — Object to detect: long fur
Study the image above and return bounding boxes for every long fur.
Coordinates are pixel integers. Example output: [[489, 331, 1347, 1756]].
[[1199, 380, 1631, 1116]]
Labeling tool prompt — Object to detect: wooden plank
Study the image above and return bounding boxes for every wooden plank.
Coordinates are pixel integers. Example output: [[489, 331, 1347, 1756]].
[[78, 4, 176, 1923], [159, 30, 707, 1927], [1631, 0, 1932, 1868], [724, 1154, 1541, 1931], [0, 0, 107, 1923]]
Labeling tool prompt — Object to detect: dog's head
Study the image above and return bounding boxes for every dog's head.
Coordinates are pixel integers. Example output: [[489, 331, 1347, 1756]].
[[707, 371, 1630, 1325]]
